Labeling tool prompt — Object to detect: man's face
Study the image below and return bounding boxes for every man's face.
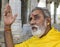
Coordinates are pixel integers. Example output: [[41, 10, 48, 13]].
[[29, 10, 47, 37]]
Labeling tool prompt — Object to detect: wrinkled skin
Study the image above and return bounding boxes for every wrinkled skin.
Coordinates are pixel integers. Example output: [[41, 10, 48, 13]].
[[29, 10, 51, 37]]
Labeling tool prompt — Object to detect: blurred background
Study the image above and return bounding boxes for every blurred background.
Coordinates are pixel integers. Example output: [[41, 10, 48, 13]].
[[0, 0, 60, 47]]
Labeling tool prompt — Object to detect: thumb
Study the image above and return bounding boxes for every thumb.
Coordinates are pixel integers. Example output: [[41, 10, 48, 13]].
[[12, 14, 18, 23], [14, 14, 18, 19]]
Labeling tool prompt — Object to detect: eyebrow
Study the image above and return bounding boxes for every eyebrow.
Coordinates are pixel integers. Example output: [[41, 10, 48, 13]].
[[33, 14, 39, 18], [32, 14, 39, 16]]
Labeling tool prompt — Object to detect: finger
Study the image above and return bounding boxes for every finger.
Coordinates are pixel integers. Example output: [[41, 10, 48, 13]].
[[11, 14, 18, 23], [7, 13, 10, 17], [4, 8, 7, 16], [4, 16, 7, 21], [4, 9, 12, 17], [4, 6, 13, 17], [5, 3, 9, 9], [4, 4, 8, 16], [7, 13, 13, 17], [5, 4, 12, 14], [14, 14, 18, 19], [7, 4, 12, 13], [5, 4, 11, 10]]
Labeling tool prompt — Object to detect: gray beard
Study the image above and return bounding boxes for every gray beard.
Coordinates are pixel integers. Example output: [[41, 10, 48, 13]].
[[31, 21, 47, 38]]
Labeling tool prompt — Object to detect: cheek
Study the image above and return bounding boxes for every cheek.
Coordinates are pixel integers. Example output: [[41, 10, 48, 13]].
[[36, 20, 44, 25]]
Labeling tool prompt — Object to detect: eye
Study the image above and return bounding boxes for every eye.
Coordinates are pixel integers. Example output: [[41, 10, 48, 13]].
[[29, 17, 32, 21], [34, 15, 40, 20]]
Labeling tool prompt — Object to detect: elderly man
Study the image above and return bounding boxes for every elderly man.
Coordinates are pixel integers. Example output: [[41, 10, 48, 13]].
[[4, 4, 60, 47]]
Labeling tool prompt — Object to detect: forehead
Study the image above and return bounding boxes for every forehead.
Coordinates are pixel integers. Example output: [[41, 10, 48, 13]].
[[30, 10, 44, 17]]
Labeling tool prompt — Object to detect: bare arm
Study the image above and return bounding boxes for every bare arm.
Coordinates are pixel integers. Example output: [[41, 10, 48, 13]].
[[4, 25, 14, 47], [4, 4, 17, 47]]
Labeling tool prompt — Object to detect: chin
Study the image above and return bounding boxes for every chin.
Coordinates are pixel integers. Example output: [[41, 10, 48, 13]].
[[31, 27, 46, 38]]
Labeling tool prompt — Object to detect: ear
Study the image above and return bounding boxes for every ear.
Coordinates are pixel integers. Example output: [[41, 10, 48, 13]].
[[46, 17, 51, 26]]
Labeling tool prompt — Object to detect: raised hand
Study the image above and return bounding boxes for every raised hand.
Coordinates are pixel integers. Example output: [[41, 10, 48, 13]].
[[4, 4, 17, 26]]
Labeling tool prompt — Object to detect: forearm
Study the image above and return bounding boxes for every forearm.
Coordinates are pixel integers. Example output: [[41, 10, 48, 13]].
[[4, 25, 14, 47]]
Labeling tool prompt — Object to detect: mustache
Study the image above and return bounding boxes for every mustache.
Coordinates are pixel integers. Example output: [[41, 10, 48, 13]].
[[31, 24, 46, 31], [31, 25, 39, 30]]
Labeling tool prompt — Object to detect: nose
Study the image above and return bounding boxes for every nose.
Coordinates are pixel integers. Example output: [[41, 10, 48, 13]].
[[30, 19, 36, 25]]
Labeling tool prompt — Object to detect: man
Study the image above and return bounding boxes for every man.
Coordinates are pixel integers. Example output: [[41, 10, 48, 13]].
[[4, 4, 60, 47]]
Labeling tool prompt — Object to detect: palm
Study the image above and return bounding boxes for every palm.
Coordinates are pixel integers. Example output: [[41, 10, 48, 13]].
[[4, 15, 15, 25], [4, 4, 17, 25]]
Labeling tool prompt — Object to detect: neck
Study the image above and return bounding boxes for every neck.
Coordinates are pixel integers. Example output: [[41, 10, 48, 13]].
[[45, 25, 51, 34]]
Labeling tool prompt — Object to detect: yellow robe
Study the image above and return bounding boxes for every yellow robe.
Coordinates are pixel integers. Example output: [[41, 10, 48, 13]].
[[15, 27, 60, 47]]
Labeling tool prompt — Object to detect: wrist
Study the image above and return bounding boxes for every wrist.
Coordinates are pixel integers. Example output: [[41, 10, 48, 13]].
[[4, 25, 11, 31]]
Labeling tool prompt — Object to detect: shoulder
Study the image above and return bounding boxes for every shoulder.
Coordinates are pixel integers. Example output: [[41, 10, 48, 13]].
[[14, 36, 35, 47]]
